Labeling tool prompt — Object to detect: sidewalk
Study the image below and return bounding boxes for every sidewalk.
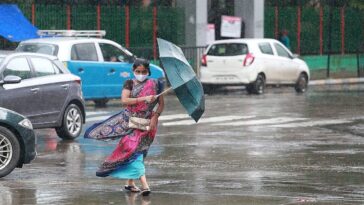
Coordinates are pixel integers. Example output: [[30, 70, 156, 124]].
[[309, 77, 364, 86]]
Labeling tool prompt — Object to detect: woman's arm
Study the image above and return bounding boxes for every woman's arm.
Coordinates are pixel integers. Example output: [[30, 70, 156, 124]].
[[149, 95, 164, 130], [154, 95, 164, 115], [121, 89, 156, 105]]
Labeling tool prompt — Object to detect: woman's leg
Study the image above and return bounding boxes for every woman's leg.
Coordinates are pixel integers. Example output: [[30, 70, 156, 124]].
[[127, 179, 135, 186], [125, 179, 140, 192], [140, 175, 149, 189], [140, 175, 151, 196]]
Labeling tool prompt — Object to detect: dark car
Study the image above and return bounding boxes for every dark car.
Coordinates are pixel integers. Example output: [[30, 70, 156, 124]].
[[0, 53, 85, 140], [0, 107, 36, 178]]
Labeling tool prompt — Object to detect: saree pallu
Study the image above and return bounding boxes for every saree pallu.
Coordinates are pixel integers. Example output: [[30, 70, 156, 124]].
[[84, 79, 162, 177]]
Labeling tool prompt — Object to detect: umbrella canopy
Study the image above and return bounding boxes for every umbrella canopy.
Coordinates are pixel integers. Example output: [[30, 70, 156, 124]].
[[157, 38, 205, 122]]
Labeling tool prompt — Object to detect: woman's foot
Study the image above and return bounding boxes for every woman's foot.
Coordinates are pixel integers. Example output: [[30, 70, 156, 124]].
[[124, 185, 141, 192], [140, 187, 151, 196]]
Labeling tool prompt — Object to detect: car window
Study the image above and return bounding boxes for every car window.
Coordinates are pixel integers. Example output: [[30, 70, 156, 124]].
[[258, 43, 274, 55], [71, 43, 98, 61], [3, 57, 32, 79], [30, 57, 61, 77], [16, 43, 58, 56], [274, 43, 291, 58], [99, 43, 130, 62], [207, 43, 248, 56]]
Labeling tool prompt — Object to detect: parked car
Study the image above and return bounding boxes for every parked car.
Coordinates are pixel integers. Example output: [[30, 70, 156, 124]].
[[17, 30, 165, 106], [0, 107, 36, 178], [0, 53, 85, 140], [199, 38, 310, 94]]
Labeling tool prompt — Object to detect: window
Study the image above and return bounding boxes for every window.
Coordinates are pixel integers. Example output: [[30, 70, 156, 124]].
[[3, 57, 32, 79], [30, 57, 60, 77], [99, 43, 130, 62], [16, 43, 58, 56], [207, 43, 248, 56], [274, 43, 291, 58], [71, 43, 98, 61], [259, 43, 274, 55]]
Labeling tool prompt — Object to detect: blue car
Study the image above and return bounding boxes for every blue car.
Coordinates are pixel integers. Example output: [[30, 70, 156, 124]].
[[17, 31, 165, 106]]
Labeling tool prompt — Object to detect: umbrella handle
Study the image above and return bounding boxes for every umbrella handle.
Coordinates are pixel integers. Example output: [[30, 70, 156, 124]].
[[156, 87, 173, 97]]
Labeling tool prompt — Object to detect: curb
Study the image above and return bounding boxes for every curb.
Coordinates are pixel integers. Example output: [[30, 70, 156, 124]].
[[309, 78, 364, 86]]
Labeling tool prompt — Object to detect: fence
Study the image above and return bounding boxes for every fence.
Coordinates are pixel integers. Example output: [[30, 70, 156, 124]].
[[265, 6, 364, 55], [13, 3, 185, 56], [130, 46, 206, 75]]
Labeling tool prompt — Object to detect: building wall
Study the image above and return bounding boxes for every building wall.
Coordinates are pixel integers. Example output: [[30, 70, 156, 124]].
[[177, 0, 264, 46], [234, 0, 264, 38], [176, 0, 207, 46]]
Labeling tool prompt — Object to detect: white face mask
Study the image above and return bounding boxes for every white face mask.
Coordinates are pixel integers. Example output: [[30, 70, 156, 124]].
[[135, 74, 148, 82]]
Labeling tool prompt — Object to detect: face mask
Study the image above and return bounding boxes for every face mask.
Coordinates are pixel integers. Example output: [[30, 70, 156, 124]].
[[135, 74, 148, 82]]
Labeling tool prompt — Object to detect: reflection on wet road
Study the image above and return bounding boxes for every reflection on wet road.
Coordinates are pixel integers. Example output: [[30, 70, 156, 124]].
[[2, 87, 364, 205]]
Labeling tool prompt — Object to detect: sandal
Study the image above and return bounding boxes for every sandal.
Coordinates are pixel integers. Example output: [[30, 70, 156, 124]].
[[140, 188, 151, 196], [124, 185, 141, 192]]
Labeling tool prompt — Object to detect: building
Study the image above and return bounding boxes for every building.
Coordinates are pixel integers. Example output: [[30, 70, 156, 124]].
[[176, 0, 264, 46]]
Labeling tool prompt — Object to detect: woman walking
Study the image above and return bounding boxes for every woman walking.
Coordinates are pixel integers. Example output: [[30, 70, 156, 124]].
[[84, 58, 164, 196]]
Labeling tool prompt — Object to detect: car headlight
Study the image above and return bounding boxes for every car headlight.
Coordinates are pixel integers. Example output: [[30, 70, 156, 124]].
[[18, 119, 33, 130]]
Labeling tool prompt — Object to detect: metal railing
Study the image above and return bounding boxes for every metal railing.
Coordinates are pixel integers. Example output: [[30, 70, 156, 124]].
[[129, 46, 206, 76]]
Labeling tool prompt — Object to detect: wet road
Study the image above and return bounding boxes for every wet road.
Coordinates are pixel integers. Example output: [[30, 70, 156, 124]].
[[2, 85, 364, 205]]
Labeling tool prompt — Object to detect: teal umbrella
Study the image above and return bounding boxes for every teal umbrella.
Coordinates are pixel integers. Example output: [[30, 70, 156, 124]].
[[157, 38, 205, 122]]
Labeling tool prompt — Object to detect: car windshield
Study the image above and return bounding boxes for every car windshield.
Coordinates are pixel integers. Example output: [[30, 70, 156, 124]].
[[207, 43, 248, 56], [16, 43, 59, 56]]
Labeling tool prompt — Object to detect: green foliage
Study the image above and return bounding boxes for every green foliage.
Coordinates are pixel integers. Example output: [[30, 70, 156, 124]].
[[265, 0, 364, 9], [349, 0, 364, 10]]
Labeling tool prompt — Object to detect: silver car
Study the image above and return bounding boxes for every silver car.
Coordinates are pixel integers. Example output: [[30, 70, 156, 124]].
[[0, 53, 85, 140]]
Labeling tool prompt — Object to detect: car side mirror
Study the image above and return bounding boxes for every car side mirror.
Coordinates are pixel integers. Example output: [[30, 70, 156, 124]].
[[2, 75, 22, 84]]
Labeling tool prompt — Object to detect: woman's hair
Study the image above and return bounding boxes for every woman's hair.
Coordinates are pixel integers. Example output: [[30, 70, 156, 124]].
[[132, 58, 151, 76]]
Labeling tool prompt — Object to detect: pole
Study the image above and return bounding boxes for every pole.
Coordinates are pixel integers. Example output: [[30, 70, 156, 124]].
[[31, 3, 36, 25], [125, 6, 130, 48], [341, 7, 345, 55], [97, 4, 101, 31], [297, 6, 301, 55], [327, 5, 333, 78], [66, 4, 71, 30], [274, 6, 279, 39], [319, 6, 323, 55], [153, 3, 158, 61]]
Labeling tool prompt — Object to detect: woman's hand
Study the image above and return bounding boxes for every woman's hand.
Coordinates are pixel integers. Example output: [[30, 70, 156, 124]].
[[149, 115, 158, 130], [143, 95, 157, 103]]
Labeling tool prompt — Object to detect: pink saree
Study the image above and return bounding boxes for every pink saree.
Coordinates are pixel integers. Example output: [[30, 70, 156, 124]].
[[84, 79, 162, 177]]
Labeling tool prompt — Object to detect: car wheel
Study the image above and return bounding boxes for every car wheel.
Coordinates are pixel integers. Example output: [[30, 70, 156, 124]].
[[56, 104, 83, 140], [250, 74, 265, 95], [93, 99, 109, 107], [295, 73, 308, 93], [0, 126, 21, 178], [246, 84, 253, 94]]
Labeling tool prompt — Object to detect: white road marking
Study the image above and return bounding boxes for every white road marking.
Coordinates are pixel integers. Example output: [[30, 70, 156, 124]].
[[159, 114, 190, 121], [162, 116, 255, 126], [213, 117, 307, 126], [86, 111, 111, 117], [269, 119, 352, 128]]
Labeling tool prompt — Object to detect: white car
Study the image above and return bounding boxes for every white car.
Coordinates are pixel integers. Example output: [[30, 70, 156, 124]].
[[200, 38, 310, 94]]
